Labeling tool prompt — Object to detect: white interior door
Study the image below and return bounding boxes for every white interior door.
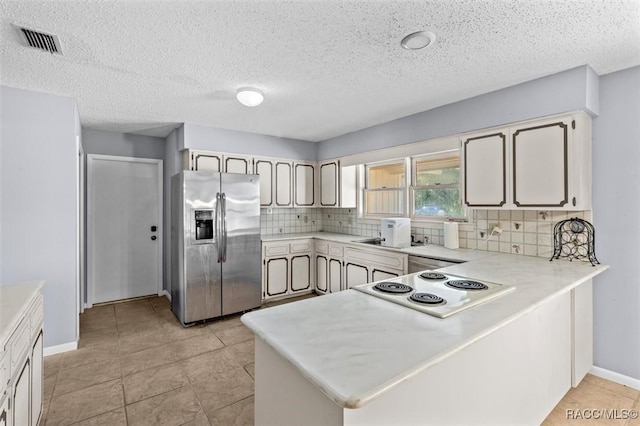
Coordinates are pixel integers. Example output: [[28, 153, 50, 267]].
[[88, 155, 163, 305]]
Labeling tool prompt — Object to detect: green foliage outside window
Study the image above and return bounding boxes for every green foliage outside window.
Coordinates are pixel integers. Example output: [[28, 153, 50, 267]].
[[414, 159, 465, 218]]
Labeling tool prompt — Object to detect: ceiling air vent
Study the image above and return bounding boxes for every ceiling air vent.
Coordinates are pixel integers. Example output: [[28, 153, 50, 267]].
[[15, 26, 62, 54]]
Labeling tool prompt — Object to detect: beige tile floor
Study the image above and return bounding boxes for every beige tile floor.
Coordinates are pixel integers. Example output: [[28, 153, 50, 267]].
[[42, 294, 640, 425]]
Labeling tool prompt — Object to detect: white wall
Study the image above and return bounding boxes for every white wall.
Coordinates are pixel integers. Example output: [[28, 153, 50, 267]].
[[82, 129, 165, 159], [184, 123, 317, 161], [318, 66, 599, 160], [0, 85, 79, 349], [592, 66, 640, 381]]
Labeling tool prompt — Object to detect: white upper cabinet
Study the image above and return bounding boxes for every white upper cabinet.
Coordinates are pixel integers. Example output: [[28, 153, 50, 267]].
[[275, 161, 293, 207], [255, 159, 274, 207], [462, 130, 508, 208], [294, 162, 315, 207], [319, 160, 356, 208], [320, 161, 338, 206], [183, 150, 252, 174], [461, 111, 591, 210], [254, 158, 293, 208], [184, 150, 222, 172], [224, 155, 253, 174]]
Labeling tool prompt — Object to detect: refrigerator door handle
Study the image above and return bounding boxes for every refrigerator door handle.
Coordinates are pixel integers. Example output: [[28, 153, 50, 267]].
[[221, 192, 228, 262], [215, 192, 222, 263]]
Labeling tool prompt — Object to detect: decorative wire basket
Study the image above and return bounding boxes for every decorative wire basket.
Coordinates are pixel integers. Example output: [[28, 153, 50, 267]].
[[550, 218, 599, 266]]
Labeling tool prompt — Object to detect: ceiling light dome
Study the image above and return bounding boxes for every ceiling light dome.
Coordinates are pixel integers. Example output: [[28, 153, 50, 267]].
[[401, 31, 436, 50], [236, 88, 264, 107]]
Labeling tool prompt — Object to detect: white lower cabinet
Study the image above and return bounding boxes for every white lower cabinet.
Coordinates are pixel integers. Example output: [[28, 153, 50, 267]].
[[343, 245, 407, 289], [345, 262, 369, 289], [1, 290, 43, 426], [264, 239, 407, 299], [13, 361, 29, 426], [315, 256, 328, 293], [30, 333, 43, 426], [263, 240, 315, 301], [264, 257, 288, 298], [0, 392, 8, 426], [371, 269, 399, 282], [328, 259, 343, 293], [291, 255, 312, 292], [314, 241, 344, 294]]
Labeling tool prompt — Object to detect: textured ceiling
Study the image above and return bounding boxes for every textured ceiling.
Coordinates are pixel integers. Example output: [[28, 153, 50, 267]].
[[1, 1, 639, 141]]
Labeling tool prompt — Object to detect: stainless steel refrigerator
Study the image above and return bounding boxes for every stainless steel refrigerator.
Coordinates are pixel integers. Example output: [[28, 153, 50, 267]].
[[171, 171, 261, 325]]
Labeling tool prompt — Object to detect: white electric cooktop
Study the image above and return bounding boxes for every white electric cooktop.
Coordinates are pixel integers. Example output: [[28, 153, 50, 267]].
[[352, 271, 515, 318]]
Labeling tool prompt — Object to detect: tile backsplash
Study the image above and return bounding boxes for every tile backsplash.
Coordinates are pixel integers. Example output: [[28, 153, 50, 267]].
[[461, 210, 591, 258], [261, 207, 592, 259], [260, 208, 323, 235]]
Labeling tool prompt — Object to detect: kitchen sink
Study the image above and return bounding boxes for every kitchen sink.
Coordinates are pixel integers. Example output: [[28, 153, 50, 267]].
[[354, 238, 425, 247], [354, 238, 382, 245]]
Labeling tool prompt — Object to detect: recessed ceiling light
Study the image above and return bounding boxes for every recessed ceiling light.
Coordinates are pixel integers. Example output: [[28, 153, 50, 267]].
[[236, 88, 264, 107], [401, 31, 436, 50]]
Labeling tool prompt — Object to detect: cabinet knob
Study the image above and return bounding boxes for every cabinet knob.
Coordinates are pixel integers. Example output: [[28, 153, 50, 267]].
[[151, 236, 157, 241]]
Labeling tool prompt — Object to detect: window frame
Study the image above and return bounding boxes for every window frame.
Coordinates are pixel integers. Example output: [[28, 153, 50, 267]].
[[410, 150, 467, 222], [362, 158, 409, 218]]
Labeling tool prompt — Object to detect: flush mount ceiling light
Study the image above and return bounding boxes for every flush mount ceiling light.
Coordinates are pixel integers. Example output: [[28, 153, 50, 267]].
[[400, 31, 436, 50], [236, 88, 264, 107]]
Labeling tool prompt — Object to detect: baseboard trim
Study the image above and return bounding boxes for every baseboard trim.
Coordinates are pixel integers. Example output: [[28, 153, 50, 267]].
[[590, 366, 640, 390], [43, 341, 78, 357], [161, 289, 171, 301]]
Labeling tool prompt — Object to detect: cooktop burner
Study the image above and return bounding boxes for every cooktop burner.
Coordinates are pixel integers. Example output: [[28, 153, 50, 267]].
[[353, 273, 515, 318], [373, 282, 413, 294], [409, 293, 446, 305], [419, 272, 447, 280], [445, 280, 488, 291]]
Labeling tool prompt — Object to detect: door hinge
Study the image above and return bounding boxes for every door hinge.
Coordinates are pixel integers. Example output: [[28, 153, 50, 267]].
[[571, 120, 576, 129]]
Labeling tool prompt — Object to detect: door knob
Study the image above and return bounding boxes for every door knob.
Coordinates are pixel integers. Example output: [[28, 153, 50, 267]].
[[151, 226, 157, 232], [151, 236, 157, 241]]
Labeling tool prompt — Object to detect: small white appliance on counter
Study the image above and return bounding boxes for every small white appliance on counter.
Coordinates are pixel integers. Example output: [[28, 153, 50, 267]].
[[380, 218, 411, 248]]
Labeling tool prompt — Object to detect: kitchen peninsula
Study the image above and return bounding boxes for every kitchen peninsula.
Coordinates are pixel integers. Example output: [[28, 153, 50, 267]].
[[242, 253, 608, 425]]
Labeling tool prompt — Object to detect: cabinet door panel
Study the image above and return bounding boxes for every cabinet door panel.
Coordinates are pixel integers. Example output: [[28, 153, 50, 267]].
[[294, 164, 315, 206], [340, 165, 357, 208], [13, 358, 30, 426], [255, 160, 273, 206], [266, 258, 288, 297], [225, 156, 251, 174], [329, 259, 343, 293], [343, 247, 405, 271], [290, 240, 313, 254], [320, 162, 338, 206], [316, 256, 328, 293], [264, 243, 289, 257], [0, 394, 8, 426], [372, 269, 399, 282], [275, 162, 292, 207], [291, 255, 311, 292], [193, 153, 222, 172], [513, 121, 569, 207], [463, 132, 507, 207], [31, 331, 43, 426], [345, 263, 368, 289]]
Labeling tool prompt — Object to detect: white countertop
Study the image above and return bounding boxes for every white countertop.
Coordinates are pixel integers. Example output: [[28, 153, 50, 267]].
[[0, 281, 44, 345], [261, 231, 494, 262], [242, 253, 608, 409]]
